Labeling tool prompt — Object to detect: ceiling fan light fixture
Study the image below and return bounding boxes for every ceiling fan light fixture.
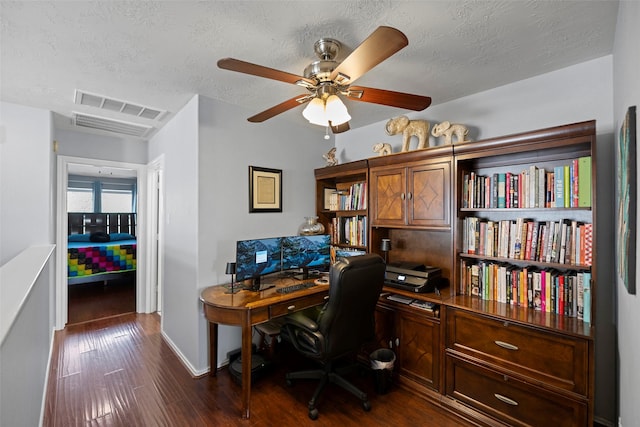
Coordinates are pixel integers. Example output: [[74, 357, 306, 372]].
[[302, 97, 328, 126], [325, 95, 351, 126]]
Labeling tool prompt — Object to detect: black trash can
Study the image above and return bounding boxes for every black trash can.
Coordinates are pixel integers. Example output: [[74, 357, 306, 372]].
[[370, 348, 395, 394]]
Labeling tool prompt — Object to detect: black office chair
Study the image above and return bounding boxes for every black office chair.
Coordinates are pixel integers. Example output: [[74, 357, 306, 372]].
[[281, 253, 385, 420]]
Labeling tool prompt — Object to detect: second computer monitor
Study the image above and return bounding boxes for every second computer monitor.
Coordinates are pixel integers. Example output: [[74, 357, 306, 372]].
[[282, 234, 331, 278]]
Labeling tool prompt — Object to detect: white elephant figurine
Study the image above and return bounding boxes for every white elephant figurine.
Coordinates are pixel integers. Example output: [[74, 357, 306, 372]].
[[372, 142, 392, 156], [385, 115, 430, 152], [431, 121, 470, 145], [323, 147, 338, 166]]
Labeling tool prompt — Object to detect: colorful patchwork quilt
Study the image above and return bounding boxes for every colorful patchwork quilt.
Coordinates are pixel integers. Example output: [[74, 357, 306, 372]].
[[68, 240, 137, 278]]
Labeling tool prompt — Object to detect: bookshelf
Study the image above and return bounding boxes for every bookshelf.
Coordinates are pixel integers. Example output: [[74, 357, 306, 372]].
[[314, 160, 369, 259], [313, 120, 596, 426], [447, 120, 596, 426]]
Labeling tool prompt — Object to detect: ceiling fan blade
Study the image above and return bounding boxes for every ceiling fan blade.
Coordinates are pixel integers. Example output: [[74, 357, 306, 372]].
[[330, 26, 408, 84], [247, 95, 309, 123], [346, 86, 431, 111], [218, 58, 316, 86]]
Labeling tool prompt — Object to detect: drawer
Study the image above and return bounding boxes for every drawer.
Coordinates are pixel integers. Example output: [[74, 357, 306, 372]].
[[269, 292, 328, 318], [445, 355, 587, 427], [446, 308, 588, 395]]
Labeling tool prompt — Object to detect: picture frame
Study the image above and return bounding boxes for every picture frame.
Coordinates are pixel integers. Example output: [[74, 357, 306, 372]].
[[249, 166, 282, 213], [615, 106, 637, 295]]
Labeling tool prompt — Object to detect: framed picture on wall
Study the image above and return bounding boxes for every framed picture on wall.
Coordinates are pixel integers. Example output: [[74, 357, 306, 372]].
[[615, 105, 637, 295], [249, 166, 282, 213]]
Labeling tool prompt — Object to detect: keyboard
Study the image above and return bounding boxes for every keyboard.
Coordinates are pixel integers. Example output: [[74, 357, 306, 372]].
[[276, 281, 317, 294]]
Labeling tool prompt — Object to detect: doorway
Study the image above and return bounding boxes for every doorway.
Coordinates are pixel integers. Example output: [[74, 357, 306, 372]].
[[55, 156, 149, 329]]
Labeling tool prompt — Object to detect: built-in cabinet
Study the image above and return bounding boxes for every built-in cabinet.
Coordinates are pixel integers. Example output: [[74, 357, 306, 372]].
[[314, 121, 596, 427]]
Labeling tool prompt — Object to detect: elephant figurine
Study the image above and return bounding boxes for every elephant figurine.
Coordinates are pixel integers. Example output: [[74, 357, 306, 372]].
[[385, 115, 430, 152], [431, 121, 470, 145], [323, 147, 338, 166], [372, 142, 392, 156]]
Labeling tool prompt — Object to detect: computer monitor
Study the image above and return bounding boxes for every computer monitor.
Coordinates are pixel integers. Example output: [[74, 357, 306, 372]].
[[281, 234, 331, 279], [235, 237, 283, 286]]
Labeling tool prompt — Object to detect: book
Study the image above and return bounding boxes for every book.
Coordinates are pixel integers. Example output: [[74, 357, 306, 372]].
[[563, 165, 570, 208], [578, 156, 592, 207], [554, 166, 564, 208], [497, 173, 506, 208], [582, 272, 592, 323]]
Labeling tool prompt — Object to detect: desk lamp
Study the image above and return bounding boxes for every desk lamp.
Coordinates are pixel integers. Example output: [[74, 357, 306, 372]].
[[225, 262, 239, 294], [380, 239, 391, 264]]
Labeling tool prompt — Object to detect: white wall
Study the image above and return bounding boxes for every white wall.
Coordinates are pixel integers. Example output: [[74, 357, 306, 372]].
[[55, 128, 148, 164], [148, 94, 327, 374], [613, 2, 640, 427], [337, 56, 617, 424], [148, 95, 200, 367], [336, 56, 614, 162], [0, 102, 55, 264], [0, 102, 56, 425]]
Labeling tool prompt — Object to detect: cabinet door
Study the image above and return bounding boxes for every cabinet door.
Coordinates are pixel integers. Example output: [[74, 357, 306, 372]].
[[408, 161, 450, 227], [397, 311, 440, 391], [370, 167, 406, 226]]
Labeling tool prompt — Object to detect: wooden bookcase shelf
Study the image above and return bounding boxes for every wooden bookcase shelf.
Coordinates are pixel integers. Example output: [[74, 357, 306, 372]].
[[314, 120, 596, 426]]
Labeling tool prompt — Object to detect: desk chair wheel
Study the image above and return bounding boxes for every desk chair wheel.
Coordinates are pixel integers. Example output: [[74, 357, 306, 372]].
[[308, 408, 319, 420], [362, 400, 371, 412]]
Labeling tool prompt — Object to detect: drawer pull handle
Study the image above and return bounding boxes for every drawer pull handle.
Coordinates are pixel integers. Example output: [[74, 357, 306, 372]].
[[287, 305, 296, 311], [324, 296, 329, 300], [494, 393, 518, 406], [495, 340, 519, 351]]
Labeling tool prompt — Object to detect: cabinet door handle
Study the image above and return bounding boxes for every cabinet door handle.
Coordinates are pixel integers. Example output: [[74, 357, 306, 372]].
[[389, 340, 393, 348], [401, 193, 405, 200], [494, 393, 519, 406], [494, 340, 519, 351], [407, 192, 412, 200], [395, 338, 400, 346]]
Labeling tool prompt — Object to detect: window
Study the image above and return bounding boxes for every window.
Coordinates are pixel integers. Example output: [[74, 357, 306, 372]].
[[67, 187, 94, 212], [67, 175, 136, 213], [102, 189, 134, 212]]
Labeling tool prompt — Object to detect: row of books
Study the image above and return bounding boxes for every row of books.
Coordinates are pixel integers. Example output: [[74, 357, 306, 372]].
[[326, 182, 367, 211], [328, 215, 367, 247], [459, 260, 591, 322], [461, 156, 591, 209], [462, 217, 593, 266]]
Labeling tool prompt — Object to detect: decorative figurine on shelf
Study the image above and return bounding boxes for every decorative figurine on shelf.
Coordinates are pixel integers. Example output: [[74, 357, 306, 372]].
[[385, 115, 430, 152], [431, 121, 470, 145], [323, 147, 338, 166], [372, 142, 392, 156]]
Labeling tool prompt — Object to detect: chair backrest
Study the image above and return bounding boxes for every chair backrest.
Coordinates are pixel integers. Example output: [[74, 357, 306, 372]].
[[317, 253, 385, 359]]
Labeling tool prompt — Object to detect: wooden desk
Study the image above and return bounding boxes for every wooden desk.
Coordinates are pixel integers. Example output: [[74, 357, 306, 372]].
[[200, 278, 329, 419]]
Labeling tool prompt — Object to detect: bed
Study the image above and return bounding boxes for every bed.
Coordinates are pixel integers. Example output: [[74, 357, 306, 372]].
[[67, 213, 137, 285]]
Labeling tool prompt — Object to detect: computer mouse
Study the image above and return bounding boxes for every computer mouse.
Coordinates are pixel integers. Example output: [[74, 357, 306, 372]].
[[315, 278, 329, 285]]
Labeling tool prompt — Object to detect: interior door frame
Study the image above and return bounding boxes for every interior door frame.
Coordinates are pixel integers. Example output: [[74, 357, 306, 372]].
[[146, 155, 164, 316], [55, 155, 149, 329]]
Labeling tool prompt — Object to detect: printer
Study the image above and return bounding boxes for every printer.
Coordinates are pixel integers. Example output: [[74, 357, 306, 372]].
[[384, 262, 446, 293]]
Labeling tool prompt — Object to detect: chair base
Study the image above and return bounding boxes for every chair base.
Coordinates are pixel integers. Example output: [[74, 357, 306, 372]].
[[285, 362, 371, 420]]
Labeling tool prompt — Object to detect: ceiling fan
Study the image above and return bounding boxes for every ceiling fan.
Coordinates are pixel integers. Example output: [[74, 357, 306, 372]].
[[217, 26, 431, 134]]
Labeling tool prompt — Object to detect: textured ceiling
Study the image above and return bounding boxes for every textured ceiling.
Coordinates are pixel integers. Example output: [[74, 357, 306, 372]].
[[0, 1, 619, 140]]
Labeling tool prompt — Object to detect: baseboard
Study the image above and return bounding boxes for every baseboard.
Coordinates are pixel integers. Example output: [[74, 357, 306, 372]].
[[39, 326, 57, 427], [160, 330, 208, 377]]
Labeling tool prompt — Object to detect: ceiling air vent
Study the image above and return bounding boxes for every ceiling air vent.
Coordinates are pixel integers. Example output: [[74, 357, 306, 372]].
[[72, 112, 153, 137], [74, 89, 166, 121]]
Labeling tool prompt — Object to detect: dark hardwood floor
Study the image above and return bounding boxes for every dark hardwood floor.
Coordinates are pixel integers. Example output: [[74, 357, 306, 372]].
[[67, 277, 136, 324], [44, 313, 476, 426]]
